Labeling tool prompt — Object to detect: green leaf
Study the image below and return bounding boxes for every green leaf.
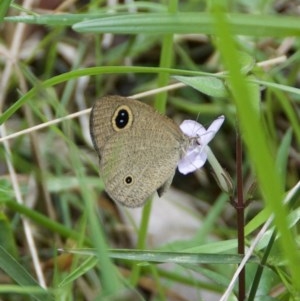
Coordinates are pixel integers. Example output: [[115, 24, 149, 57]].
[[72, 13, 300, 37], [63, 248, 259, 264], [0, 246, 51, 300], [4, 3, 166, 25], [58, 256, 98, 287], [0, 0, 11, 22], [0, 66, 203, 125], [3, 200, 88, 243], [238, 51, 256, 74], [174, 76, 228, 98], [0, 213, 18, 259], [5, 13, 109, 26]]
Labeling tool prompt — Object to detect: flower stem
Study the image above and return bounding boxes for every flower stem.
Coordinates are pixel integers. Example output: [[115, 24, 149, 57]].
[[236, 126, 245, 301]]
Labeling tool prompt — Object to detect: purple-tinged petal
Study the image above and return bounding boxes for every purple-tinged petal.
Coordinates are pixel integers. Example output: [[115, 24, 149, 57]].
[[178, 146, 207, 175], [207, 115, 225, 134], [200, 115, 225, 145], [178, 116, 225, 174], [180, 120, 206, 138]]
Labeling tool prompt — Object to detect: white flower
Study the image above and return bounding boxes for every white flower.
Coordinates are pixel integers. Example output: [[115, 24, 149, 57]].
[[178, 116, 225, 175]]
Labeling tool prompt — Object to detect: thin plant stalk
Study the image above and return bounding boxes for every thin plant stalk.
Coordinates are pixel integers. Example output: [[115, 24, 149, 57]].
[[236, 127, 245, 300]]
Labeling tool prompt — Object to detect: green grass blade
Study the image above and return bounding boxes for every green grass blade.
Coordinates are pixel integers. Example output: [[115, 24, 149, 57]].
[[0, 66, 206, 125], [0, 246, 52, 300], [73, 12, 300, 37], [211, 2, 300, 290], [0, 0, 11, 22], [65, 248, 258, 264], [4, 200, 89, 243]]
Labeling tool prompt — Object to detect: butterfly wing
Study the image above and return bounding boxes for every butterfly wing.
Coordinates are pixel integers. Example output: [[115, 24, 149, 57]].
[[90, 96, 187, 207]]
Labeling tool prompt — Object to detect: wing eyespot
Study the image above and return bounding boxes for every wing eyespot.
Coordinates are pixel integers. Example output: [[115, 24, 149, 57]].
[[112, 105, 133, 131], [124, 175, 133, 185]]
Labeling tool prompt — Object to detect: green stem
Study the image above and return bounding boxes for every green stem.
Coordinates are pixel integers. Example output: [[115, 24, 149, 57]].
[[129, 199, 153, 285]]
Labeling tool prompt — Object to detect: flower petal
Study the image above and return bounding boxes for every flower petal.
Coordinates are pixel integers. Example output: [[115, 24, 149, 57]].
[[200, 115, 225, 145], [178, 116, 225, 175], [207, 115, 225, 133], [180, 120, 206, 138], [178, 146, 207, 175]]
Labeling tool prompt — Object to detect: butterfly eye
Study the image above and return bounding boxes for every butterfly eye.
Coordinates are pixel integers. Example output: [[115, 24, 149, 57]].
[[124, 175, 133, 185], [112, 105, 133, 131]]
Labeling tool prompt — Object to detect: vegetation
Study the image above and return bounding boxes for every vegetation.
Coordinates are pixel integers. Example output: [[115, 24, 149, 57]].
[[0, 0, 299, 300]]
